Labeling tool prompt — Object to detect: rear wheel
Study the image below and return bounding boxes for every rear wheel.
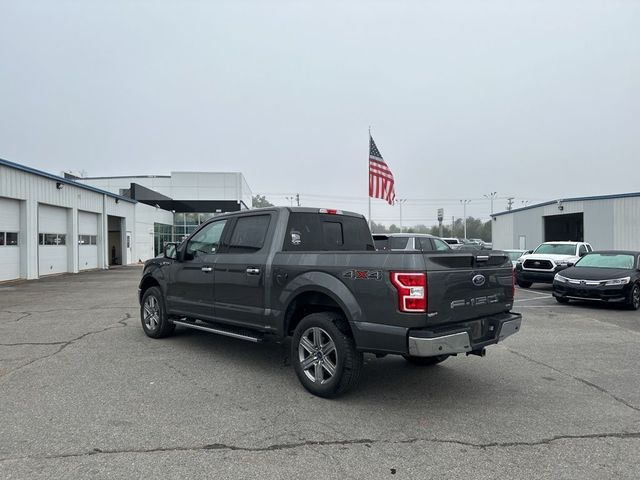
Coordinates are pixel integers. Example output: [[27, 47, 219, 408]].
[[402, 354, 449, 366], [140, 286, 175, 338], [517, 280, 532, 288], [555, 296, 570, 304], [291, 312, 363, 398], [627, 284, 640, 311]]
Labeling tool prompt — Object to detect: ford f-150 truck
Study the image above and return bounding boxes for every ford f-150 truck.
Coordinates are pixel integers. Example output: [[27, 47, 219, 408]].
[[139, 207, 522, 397]]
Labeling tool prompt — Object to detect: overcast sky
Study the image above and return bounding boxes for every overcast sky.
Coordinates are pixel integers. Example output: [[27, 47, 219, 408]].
[[1, 0, 638, 225]]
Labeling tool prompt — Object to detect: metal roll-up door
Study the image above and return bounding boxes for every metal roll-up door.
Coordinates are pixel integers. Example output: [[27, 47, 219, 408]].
[[38, 204, 69, 276], [0, 197, 21, 281], [78, 211, 99, 270]]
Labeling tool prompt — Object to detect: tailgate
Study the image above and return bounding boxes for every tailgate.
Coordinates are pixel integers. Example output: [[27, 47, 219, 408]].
[[425, 251, 514, 326]]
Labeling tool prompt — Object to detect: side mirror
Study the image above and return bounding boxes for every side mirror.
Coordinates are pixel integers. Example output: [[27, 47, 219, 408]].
[[164, 242, 178, 260], [526, 250, 533, 254], [579, 251, 587, 257], [566, 262, 575, 268]]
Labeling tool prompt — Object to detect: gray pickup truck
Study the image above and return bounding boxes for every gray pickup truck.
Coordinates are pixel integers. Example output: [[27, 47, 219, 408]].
[[139, 207, 521, 397]]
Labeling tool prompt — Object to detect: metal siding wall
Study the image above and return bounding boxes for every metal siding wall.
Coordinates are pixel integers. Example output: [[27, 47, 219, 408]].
[[491, 215, 514, 249], [583, 200, 614, 250], [512, 207, 544, 251], [543, 201, 584, 216], [613, 197, 640, 250], [0, 165, 105, 212], [0, 197, 21, 281]]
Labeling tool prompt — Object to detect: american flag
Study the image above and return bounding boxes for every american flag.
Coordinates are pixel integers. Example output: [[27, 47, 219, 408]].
[[369, 135, 396, 205]]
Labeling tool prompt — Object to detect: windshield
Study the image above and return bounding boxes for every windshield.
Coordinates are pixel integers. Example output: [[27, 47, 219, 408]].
[[576, 253, 635, 269], [533, 244, 576, 255]]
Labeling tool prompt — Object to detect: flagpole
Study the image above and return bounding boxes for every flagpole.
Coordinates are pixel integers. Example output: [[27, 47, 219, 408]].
[[368, 126, 372, 231]]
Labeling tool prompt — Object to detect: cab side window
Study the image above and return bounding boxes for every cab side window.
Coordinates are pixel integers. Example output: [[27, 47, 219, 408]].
[[417, 238, 434, 251], [228, 215, 271, 254], [432, 238, 451, 251], [578, 245, 588, 256], [185, 220, 227, 259]]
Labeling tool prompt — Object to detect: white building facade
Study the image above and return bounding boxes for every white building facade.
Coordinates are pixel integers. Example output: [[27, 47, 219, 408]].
[[491, 192, 640, 252], [0, 158, 173, 282]]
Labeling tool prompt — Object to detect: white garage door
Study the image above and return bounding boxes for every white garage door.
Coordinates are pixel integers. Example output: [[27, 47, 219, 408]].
[[38, 204, 69, 276], [78, 211, 99, 270], [0, 197, 21, 281]]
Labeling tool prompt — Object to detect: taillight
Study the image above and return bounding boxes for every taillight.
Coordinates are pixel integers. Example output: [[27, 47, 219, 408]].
[[391, 272, 427, 312], [512, 268, 516, 298]]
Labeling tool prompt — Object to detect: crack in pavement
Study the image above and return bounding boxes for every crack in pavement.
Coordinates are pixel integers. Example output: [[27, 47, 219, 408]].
[[1, 307, 137, 316], [0, 313, 131, 381], [0, 431, 639, 463], [505, 347, 640, 413]]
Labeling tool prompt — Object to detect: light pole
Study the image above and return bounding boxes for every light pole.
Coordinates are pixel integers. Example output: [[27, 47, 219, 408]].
[[285, 196, 294, 207], [396, 199, 407, 232], [460, 199, 471, 239], [484, 192, 497, 214]]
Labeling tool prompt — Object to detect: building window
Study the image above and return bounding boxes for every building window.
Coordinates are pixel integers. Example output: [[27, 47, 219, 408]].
[[0, 232, 18, 247], [78, 235, 97, 245], [154, 223, 173, 256], [39, 233, 66, 246], [0, 232, 19, 246]]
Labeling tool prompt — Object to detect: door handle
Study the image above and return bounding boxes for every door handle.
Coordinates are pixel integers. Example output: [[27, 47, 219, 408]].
[[201, 266, 213, 273], [246, 267, 261, 275]]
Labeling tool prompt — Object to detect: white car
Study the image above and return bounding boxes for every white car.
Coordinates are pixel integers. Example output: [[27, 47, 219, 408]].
[[441, 238, 464, 249], [515, 241, 593, 287]]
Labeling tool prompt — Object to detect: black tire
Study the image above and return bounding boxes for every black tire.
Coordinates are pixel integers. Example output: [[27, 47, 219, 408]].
[[291, 312, 363, 398], [402, 354, 449, 366], [140, 286, 175, 338], [555, 296, 570, 304], [627, 284, 640, 311], [517, 280, 532, 288]]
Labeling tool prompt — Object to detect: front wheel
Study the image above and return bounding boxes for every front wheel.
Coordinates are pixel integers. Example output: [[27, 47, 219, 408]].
[[627, 284, 640, 311], [291, 312, 363, 398], [555, 296, 570, 304], [140, 286, 175, 338], [402, 354, 449, 366]]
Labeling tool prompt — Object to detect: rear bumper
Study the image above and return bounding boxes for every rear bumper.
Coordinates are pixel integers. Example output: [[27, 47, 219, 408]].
[[407, 312, 522, 357], [351, 311, 522, 356]]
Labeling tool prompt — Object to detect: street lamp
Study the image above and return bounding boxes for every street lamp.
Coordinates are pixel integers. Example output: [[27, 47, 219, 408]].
[[483, 192, 497, 214], [396, 199, 407, 232], [460, 199, 471, 239], [285, 196, 294, 207]]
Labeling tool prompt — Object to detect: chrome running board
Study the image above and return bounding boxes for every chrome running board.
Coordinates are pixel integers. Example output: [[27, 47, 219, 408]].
[[172, 319, 262, 343]]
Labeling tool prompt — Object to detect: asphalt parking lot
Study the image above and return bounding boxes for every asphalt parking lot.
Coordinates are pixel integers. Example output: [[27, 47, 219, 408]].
[[1, 268, 639, 479]]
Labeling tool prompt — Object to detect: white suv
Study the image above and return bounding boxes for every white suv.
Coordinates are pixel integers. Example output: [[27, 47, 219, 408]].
[[515, 241, 593, 288]]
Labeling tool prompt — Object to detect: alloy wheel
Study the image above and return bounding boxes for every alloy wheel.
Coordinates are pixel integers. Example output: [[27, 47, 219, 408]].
[[298, 327, 338, 384], [143, 295, 160, 331], [634, 286, 640, 310]]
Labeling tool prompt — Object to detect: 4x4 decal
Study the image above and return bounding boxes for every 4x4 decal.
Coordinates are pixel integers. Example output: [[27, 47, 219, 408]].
[[342, 270, 382, 280]]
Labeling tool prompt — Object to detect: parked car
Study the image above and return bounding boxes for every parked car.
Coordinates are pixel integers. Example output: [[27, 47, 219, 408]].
[[372, 233, 451, 252], [469, 238, 493, 250], [441, 237, 464, 249], [552, 251, 640, 310], [139, 207, 522, 398], [504, 249, 527, 268], [515, 241, 593, 288]]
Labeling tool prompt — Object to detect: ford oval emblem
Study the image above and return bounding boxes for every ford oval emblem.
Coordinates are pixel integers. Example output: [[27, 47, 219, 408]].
[[472, 274, 486, 287]]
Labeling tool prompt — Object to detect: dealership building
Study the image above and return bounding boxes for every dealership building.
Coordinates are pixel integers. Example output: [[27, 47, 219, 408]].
[[491, 192, 640, 252], [0, 158, 252, 282]]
